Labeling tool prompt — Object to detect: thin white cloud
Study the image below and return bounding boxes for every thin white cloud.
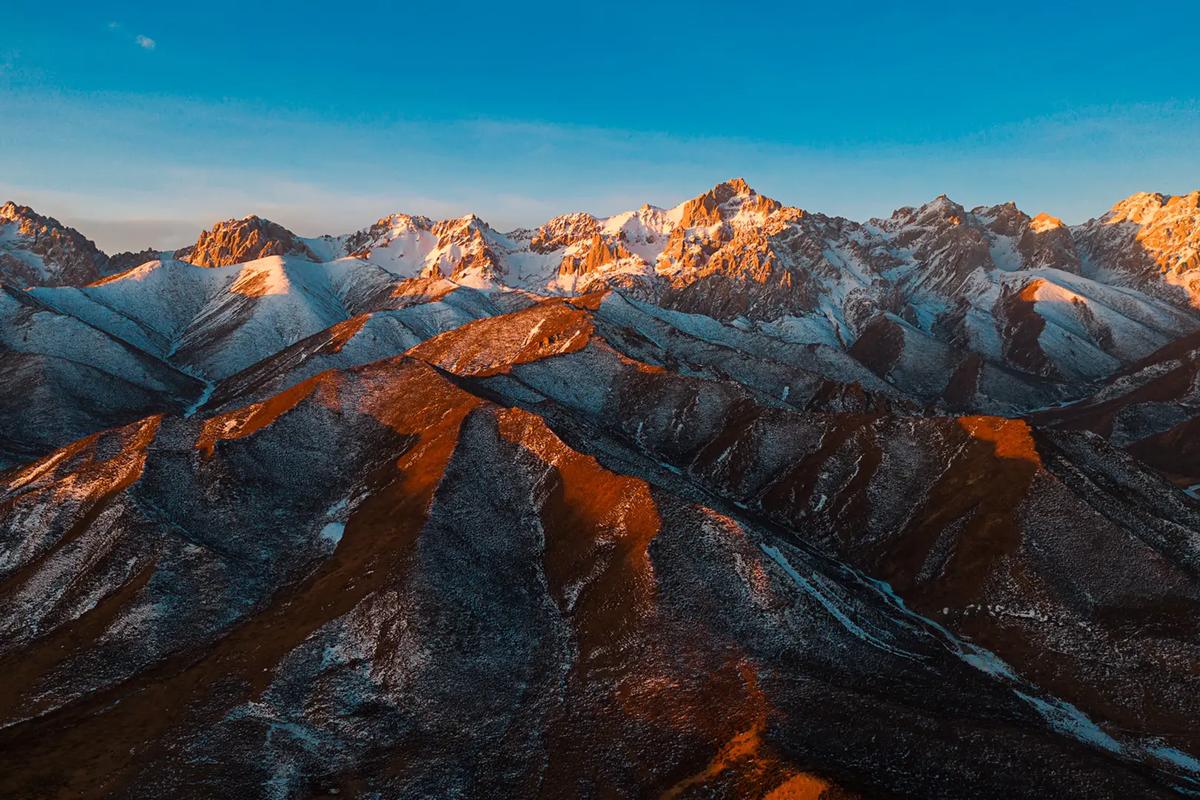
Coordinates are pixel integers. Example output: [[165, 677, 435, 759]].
[[105, 22, 155, 51]]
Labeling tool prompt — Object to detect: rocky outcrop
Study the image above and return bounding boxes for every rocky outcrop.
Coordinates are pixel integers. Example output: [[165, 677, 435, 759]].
[[530, 212, 600, 253], [0, 202, 109, 286], [106, 248, 164, 274], [1073, 190, 1200, 306], [995, 278, 1057, 378], [1016, 212, 1079, 271], [424, 214, 506, 282], [178, 215, 318, 267], [557, 234, 637, 277], [674, 176, 782, 229], [656, 182, 841, 320], [882, 197, 995, 294]]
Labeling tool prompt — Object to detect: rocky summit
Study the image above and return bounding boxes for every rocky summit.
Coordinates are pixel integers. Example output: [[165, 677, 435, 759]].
[[3, 180, 1200, 799]]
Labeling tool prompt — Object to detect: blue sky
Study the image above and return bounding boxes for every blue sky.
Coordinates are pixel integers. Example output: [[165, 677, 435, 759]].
[[2, 1, 1199, 251]]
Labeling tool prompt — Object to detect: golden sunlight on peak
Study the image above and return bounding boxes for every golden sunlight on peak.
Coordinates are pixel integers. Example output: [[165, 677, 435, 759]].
[[1028, 212, 1064, 233], [1105, 191, 1167, 225]]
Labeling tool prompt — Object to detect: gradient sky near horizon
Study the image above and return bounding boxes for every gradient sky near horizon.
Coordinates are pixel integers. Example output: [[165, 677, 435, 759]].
[[2, 1, 1200, 252]]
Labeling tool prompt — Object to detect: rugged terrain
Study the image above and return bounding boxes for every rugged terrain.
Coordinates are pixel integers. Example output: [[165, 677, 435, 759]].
[[2, 181, 1200, 798]]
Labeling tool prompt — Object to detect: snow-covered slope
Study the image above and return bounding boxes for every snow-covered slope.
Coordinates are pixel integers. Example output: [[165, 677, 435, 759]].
[[0, 287, 202, 467], [29, 259, 238, 356], [170, 255, 354, 378], [203, 284, 504, 412], [28, 255, 409, 380]]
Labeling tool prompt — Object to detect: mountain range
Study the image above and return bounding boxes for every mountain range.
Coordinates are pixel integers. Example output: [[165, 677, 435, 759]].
[[2, 180, 1200, 798]]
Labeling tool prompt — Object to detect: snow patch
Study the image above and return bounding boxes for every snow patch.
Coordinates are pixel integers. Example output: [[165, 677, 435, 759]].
[[760, 543, 919, 660], [319, 523, 345, 547]]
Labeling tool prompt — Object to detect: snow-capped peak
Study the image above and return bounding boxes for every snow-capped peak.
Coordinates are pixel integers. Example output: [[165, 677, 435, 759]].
[[672, 177, 783, 230], [1105, 191, 1171, 225]]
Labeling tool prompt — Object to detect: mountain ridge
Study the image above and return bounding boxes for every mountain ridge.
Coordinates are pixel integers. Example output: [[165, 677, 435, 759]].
[[10, 179, 1200, 305], [1, 178, 1198, 471]]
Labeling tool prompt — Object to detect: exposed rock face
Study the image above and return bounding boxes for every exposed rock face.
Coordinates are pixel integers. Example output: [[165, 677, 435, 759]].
[[1020, 212, 1078, 269], [422, 214, 507, 283], [530, 211, 601, 253], [656, 181, 845, 320], [1074, 190, 1200, 306], [674, 176, 782, 228], [995, 279, 1057, 378], [557, 234, 637, 277], [106, 248, 165, 274], [0, 202, 109, 286], [878, 197, 1082, 294], [178, 215, 319, 267], [878, 196, 993, 295]]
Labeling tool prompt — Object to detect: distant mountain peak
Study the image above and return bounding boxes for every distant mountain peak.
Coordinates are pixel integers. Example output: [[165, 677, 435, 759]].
[[918, 194, 967, 217], [530, 212, 600, 253], [339, 213, 435, 262], [677, 178, 782, 229], [0, 200, 27, 220], [1107, 191, 1169, 224], [1028, 212, 1065, 233], [717, 176, 753, 195], [1106, 189, 1200, 226], [0, 200, 108, 286], [432, 213, 492, 238], [1077, 187, 1200, 305], [378, 212, 434, 230], [178, 215, 318, 268], [2, 200, 68, 231]]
